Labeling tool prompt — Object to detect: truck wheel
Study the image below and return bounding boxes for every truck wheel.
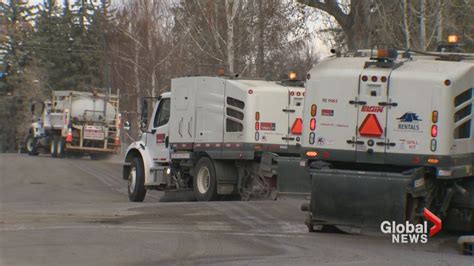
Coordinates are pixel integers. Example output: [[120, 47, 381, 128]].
[[56, 138, 66, 158], [50, 137, 58, 158], [193, 157, 218, 201], [26, 136, 39, 156], [128, 157, 147, 202]]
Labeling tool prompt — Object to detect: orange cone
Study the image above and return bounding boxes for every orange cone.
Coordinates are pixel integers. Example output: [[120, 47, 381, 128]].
[[66, 128, 72, 142]]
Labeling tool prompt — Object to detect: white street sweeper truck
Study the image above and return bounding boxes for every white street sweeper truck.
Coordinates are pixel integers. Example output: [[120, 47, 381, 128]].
[[301, 41, 474, 234], [123, 75, 310, 202]]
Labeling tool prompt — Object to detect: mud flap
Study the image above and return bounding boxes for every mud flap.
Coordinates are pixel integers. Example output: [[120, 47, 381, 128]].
[[276, 157, 311, 197], [308, 166, 425, 229]]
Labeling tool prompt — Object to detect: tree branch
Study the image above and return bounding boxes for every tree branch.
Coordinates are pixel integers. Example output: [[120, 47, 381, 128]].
[[297, 0, 349, 28]]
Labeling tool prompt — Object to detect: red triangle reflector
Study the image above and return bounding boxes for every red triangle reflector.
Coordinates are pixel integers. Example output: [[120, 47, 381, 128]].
[[291, 118, 303, 135], [359, 114, 383, 137]]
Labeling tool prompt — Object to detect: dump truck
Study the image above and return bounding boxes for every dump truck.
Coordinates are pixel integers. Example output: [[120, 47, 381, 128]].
[[301, 45, 474, 234], [123, 76, 310, 202], [26, 90, 121, 159]]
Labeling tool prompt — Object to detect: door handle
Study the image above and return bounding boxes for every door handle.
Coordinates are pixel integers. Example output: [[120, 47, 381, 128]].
[[376, 142, 396, 147], [349, 100, 367, 105], [178, 118, 183, 137], [378, 102, 398, 107], [187, 117, 193, 138], [282, 109, 296, 113], [347, 140, 364, 145], [282, 137, 295, 141]]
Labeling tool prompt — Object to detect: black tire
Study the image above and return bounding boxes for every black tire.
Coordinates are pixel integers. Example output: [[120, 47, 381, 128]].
[[193, 157, 218, 201], [56, 137, 66, 158], [50, 136, 58, 158], [128, 157, 147, 202], [26, 135, 39, 156]]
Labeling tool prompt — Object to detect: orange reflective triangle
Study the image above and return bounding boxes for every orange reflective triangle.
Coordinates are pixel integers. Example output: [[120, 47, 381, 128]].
[[291, 118, 303, 135], [359, 114, 383, 137]]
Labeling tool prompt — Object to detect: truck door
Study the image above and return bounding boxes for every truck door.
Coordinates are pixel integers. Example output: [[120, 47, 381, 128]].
[[147, 97, 171, 163], [307, 63, 359, 162], [285, 88, 305, 150], [385, 65, 435, 162], [355, 69, 392, 163]]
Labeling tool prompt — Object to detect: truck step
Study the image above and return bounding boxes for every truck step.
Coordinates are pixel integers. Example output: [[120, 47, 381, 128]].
[[458, 236, 474, 256]]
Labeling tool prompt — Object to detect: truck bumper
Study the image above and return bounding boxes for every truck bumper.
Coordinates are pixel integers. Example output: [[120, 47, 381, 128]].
[[65, 144, 119, 154], [307, 165, 425, 229]]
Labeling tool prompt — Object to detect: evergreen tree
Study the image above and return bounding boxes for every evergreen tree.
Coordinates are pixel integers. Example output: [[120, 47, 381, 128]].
[[71, 1, 106, 91], [32, 0, 107, 91], [0, 0, 35, 93], [33, 0, 66, 90]]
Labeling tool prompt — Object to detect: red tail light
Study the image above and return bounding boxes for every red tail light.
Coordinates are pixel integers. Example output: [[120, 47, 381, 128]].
[[431, 125, 438, 138], [310, 118, 316, 131], [255, 112, 260, 121], [255, 122, 259, 131]]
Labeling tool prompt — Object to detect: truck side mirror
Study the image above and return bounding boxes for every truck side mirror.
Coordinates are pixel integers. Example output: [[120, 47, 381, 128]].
[[140, 99, 148, 131]]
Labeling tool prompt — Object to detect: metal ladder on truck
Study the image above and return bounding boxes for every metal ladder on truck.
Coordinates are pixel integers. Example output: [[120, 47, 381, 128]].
[[105, 90, 120, 150]]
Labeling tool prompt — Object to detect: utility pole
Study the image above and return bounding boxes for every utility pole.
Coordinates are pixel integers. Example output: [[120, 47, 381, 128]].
[[102, 0, 110, 120]]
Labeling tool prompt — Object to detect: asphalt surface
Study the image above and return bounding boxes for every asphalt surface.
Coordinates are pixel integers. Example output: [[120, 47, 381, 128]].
[[0, 153, 472, 265]]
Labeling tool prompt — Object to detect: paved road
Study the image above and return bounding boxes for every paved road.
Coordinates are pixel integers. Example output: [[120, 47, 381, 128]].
[[0, 154, 471, 265]]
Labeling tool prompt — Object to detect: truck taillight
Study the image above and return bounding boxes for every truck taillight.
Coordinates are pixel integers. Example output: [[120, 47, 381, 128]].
[[310, 118, 316, 131], [430, 139, 437, 152], [310, 104, 317, 117], [431, 125, 438, 138], [255, 122, 259, 130], [432, 111, 438, 123], [430, 111, 438, 151], [255, 112, 260, 121], [306, 151, 318, 157]]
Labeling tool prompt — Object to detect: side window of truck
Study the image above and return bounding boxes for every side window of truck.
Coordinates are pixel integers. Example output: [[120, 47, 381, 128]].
[[153, 98, 171, 128]]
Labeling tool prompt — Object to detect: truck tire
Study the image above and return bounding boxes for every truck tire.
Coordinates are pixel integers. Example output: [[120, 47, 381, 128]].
[[128, 157, 147, 202], [193, 157, 218, 201], [26, 136, 39, 156], [50, 136, 58, 158], [56, 138, 66, 158]]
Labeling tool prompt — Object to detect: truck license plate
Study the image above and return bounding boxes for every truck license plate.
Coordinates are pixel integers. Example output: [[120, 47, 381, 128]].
[[84, 126, 105, 140]]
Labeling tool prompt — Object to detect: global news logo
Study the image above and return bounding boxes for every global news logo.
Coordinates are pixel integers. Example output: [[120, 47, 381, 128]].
[[380, 208, 442, 244]]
